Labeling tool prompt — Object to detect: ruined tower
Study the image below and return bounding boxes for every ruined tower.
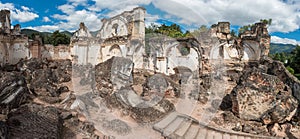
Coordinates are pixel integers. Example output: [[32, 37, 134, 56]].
[[0, 10, 11, 34]]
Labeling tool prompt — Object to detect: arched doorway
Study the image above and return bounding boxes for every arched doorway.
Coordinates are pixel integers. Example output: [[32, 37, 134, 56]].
[[109, 44, 122, 57]]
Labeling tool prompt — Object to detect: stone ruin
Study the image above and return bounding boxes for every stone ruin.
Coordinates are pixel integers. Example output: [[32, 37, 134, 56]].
[[0, 7, 300, 139], [70, 7, 145, 68], [0, 10, 29, 65], [0, 7, 270, 76]]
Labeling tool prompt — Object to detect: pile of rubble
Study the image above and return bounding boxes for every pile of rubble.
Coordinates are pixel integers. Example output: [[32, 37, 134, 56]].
[[94, 57, 176, 123], [214, 57, 300, 138], [0, 58, 103, 138], [0, 56, 299, 138]]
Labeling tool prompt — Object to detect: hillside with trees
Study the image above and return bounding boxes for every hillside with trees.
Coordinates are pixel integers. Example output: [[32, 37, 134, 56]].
[[21, 29, 72, 46], [270, 45, 300, 79]]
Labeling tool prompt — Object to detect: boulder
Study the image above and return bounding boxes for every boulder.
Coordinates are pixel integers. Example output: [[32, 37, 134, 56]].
[[0, 72, 29, 112], [7, 104, 62, 138], [0, 121, 7, 139], [20, 59, 72, 97], [231, 68, 298, 124]]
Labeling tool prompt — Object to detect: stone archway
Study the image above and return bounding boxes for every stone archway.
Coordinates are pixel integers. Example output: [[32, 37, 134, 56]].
[[109, 44, 122, 57], [242, 41, 260, 61], [166, 43, 199, 75], [210, 42, 226, 60]]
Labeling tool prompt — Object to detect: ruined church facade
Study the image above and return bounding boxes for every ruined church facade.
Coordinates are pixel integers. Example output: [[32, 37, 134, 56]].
[[0, 7, 270, 75], [70, 7, 145, 69], [70, 7, 270, 75]]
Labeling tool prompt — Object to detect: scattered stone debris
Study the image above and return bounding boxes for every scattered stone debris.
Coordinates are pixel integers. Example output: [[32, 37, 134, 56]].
[[0, 6, 299, 139], [6, 104, 62, 138], [102, 119, 131, 135], [0, 72, 29, 113], [231, 67, 298, 124], [95, 57, 175, 123]]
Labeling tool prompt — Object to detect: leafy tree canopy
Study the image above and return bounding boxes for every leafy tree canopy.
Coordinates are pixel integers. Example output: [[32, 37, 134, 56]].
[[270, 45, 300, 79]]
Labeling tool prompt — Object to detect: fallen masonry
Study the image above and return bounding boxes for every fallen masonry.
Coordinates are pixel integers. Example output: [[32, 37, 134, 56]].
[[0, 7, 299, 139]]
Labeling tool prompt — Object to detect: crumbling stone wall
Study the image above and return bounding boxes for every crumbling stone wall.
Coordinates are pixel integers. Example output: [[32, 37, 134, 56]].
[[0, 10, 30, 65], [70, 7, 145, 68], [146, 35, 200, 75], [42, 44, 71, 60], [209, 22, 269, 62]]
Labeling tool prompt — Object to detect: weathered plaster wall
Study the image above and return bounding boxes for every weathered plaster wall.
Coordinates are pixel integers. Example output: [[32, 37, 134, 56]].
[[209, 22, 269, 62], [42, 45, 70, 60], [8, 42, 30, 64], [0, 10, 31, 65], [70, 7, 145, 68], [146, 36, 200, 75]]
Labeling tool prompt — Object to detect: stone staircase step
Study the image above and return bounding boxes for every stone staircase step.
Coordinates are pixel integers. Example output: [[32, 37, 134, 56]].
[[163, 117, 184, 137], [184, 123, 199, 139], [230, 135, 238, 139], [153, 112, 278, 139], [206, 130, 215, 139], [214, 132, 223, 139], [237, 136, 245, 139], [174, 118, 192, 138], [223, 133, 231, 139], [153, 112, 178, 132], [196, 126, 207, 139]]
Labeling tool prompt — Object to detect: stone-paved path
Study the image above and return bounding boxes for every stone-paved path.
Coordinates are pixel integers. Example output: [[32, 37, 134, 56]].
[[153, 112, 281, 139]]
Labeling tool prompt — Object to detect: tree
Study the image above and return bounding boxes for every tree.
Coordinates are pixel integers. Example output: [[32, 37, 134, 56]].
[[184, 30, 193, 38], [48, 30, 70, 46], [271, 45, 300, 79], [260, 18, 272, 26], [145, 23, 158, 34], [238, 24, 252, 36], [230, 29, 237, 37], [238, 19, 272, 36], [290, 45, 300, 74], [199, 25, 208, 32], [286, 66, 295, 75]]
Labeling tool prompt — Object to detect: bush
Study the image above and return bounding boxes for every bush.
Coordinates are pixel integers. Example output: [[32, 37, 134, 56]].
[[286, 66, 295, 75]]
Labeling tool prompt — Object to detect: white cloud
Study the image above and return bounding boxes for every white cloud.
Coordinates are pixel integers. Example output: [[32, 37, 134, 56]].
[[68, 0, 88, 6], [47, 2, 102, 32], [19, 0, 300, 35], [45, 0, 154, 32], [21, 6, 30, 11], [146, 12, 160, 23], [151, 0, 300, 33], [89, 0, 151, 11], [0, 2, 39, 23], [58, 4, 76, 14], [58, 9, 102, 31], [271, 36, 300, 45], [43, 17, 51, 22], [11, 9, 39, 23], [26, 25, 60, 32], [0, 2, 14, 9], [105, 5, 140, 17]]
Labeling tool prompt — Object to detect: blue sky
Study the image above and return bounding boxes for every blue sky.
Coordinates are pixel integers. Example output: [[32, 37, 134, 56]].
[[0, 0, 300, 45]]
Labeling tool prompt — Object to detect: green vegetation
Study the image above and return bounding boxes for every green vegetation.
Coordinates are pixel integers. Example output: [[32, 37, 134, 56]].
[[238, 18, 272, 36], [270, 45, 300, 79], [270, 43, 297, 54], [145, 23, 193, 38], [21, 29, 71, 46], [46, 30, 70, 46], [178, 45, 190, 56], [145, 22, 300, 80]]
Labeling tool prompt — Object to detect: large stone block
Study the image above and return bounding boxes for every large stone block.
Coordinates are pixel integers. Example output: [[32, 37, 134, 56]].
[[231, 68, 298, 124], [0, 72, 29, 112], [7, 104, 62, 138]]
